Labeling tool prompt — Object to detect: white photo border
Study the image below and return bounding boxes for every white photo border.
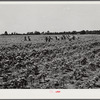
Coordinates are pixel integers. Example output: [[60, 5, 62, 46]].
[[0, 1, 100, 99]]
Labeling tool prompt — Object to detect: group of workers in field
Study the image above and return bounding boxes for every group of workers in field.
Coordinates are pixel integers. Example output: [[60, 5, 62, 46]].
[[24, 35, 78, 43], [45, 35, 77, 42], [24, 36, 31, 41]]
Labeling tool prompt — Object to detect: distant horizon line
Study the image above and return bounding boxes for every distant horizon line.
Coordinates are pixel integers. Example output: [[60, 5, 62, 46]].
[[1, 29, 100, 35], [2, 29, 100, 34]]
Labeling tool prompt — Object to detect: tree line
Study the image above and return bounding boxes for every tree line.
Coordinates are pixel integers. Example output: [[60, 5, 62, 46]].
[[1, 30, 100, 35]]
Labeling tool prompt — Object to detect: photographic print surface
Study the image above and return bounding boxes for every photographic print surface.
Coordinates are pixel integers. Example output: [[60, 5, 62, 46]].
[[0, 2, 100, 89]]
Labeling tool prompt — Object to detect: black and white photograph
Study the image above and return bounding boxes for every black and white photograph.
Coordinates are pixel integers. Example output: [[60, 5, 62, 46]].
[[1, 1, 100, 89]]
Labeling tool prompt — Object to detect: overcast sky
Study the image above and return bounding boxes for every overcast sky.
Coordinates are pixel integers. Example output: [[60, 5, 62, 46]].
[[0, 3, 100, 34]]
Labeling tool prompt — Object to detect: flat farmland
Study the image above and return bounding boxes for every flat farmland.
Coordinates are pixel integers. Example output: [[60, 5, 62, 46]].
[[0, 34, 98, 44], [0, 34, 100, 89], [0, 35, 45, 45]]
